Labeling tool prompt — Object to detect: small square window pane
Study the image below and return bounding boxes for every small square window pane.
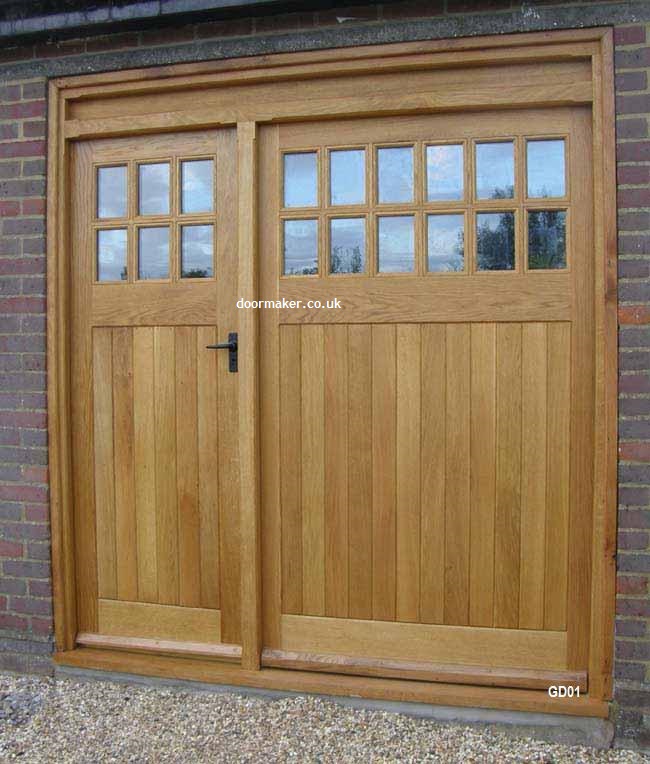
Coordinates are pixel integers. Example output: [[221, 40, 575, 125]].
[[527, 140, 566, 198], [283, 219, 318, 275], [427, 214, 464, 272], [284, 153, 318, 208], [378, 215, 414, 273], [528, 210, 566, 269], [476, 142, 515, 200], [97, 229, 127, 282], [181, 159, 214, 214], [330, 149, 365, 205], [377, 147, 413, 204], [97, 166, 127, 219], [476, 212, 515, 271], [426, 145, 464, 202], [139, 163, 170, 216], [138, 226, 170, 280], [181, 225, 213, 278], [330, 217, 365, 274]]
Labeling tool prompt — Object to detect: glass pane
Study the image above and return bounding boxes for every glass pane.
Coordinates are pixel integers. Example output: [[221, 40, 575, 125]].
[[426, 145, 464, 202], [476, 142, 515, 200], [181, 224, 213, 278], [378, 215, 414, 273], [377, 147, 413, 204], [138, 163, 170, 216], [181, 159, 214, 214], [283, 219, 318, 275], [138, 226, 170, 280], [284, 153, 318, 208], [527, 140, 566, 198], [528, 210, 566, 269], [476, 212, 515, 271], [330, 149, 365, 205], [97, 229, 127, 282], [330, 217, 366, 274], [427, 214, 464, 272], [97, 166, 127, 219]]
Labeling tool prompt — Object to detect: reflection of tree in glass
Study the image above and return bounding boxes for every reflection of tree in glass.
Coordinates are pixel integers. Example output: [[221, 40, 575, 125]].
[[490, 185, 514, 200], [120, 266, 127, 281], [447, 229, 464, 272], [477, 211, 515, 270], [288, 266, 318, 275], [331, 245, 363, 274], [528, 210, 566, 269], [183, 268, 209, 278]]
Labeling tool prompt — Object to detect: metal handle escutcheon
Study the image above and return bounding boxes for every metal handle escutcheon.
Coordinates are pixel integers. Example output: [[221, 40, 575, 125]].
[[206, 332, 238, 373]]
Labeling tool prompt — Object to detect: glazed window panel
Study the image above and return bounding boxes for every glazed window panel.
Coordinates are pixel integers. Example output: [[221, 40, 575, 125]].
[[528, 210, 567, 269], [330, 217, 366, 274], [97, 228, 128, 282], [426, 144, 464, 202], [475, 141, 515, 200], [283, 219, 319, 275], [427, 214, 465, 272], [330, 149, 366, 206], [138, 162, 171, 216], [476, 211, 515, 271], [284, 152, 318, 208], [377, 215, 415, 273], [527, 139, 566, 198], [138, 226, 170, 280], [181, 159, 214, 214], [181, 224, 214, 278], [97, 166, 128, 219], [377, 147, 414, 204]]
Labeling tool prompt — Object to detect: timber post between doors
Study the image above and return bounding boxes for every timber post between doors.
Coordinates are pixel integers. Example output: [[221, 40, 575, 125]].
[[237, 122, 262, 670]]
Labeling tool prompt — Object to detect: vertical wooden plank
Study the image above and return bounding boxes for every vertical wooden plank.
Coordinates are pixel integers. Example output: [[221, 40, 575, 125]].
[[93, 329, 117, 600], [545, 322, 571, 631], [301, 324, 325, 616], [197, 326, 220, 609], [348, 324, 373, 621], [469, 323, 496, 627], [444, 323, 470, 626], [112, 326, 138, 601], [420, 324, 446, 624], [238, 121, 261, 669], [396, 324, 421, 623], [133, 327, 158, 603], [324, 324, 349, 618], [280, 325, 302, 615], [175, 326, 201, 608], [154, 326, 179, 605], [494, 323, 522, 629], [372, 324, 397, 622], [519, 323, 547, 630]]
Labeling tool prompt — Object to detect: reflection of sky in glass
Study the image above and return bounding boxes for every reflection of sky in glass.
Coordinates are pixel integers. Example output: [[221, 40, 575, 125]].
[[97, 166, 127, 219], [181, 225, 213, 278], [181, 160, 214, 214], [527, 140, 565, 198], [283, 219, 318, 275], [528, 210, 566, 269], [378, 216, 414, 272], [139, 163, 170, 215], [476, 212, 515, 271], [378, 147, 413, 203], [138, 226, 169, 279], [284, 153, 318, 208], [427, 214, 464, 272], [330, 149, 365, 205], [427, 145, 463, 201], [97, 228, 127, 281], [476, 142, 514, 200], [330, 217, 365, 273]]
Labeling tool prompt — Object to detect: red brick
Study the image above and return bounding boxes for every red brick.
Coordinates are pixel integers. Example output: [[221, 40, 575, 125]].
[[28, 580, 51, 597], [85, 32, 140, 52], [0, 124, 19, 140], [10, 597, 51, 616], [616, 71, 648, 91], [30, 616, 52, 635], [0, 201, 20, 216], [618, 531, 650, 550], [0, 613, 27, 630], [0, 485, 48, 503], [0, 296, 46, 313], [33, 39, 85, 59], [618, 575, 649, 595], [0, 140, 46, 159], [140, 25, 195, 46], [195, 18, 253, 39], [618, 118, 648, 139], [619, 305, 650, 324], [619, 373, 650, 394], [0, 101, 46, 120], [22, 122, 46, 139], [620, 442, 650, 462], [0, 412, 46, 429], [618, 598, 650, 617], [615, 26, 647, 46], [0, 539, 23, 557], [616, 47, 650, 70], [0, 85, 21, 103], [21, 198, 45, 215], [618, 165, 650, 185], [24, 504, 48, 522], [21, 465, 47, 483]]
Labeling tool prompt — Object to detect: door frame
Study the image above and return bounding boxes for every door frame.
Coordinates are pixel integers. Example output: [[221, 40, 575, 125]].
[[47, 28, 617, 717]]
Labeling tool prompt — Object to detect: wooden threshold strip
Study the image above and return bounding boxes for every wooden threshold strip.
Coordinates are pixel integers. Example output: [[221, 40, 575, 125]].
[[77, 633, 242, 662], [261, 649, 587, 692]]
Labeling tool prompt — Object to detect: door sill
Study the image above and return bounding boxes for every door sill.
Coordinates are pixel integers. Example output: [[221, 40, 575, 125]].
[[76, 633, 241, 662], [54, 646, 607, 719]]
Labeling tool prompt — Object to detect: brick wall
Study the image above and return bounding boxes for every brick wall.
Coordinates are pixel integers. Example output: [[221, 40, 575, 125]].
[[1, 0, 650, 745]]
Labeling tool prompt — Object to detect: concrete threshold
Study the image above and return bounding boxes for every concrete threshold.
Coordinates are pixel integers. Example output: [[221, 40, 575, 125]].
[[55, 664, 615, 749]]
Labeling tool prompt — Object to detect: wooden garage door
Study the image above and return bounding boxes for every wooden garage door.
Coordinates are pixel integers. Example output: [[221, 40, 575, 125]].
[[259, 106, 594, 688], [70, 130, 242, 650]]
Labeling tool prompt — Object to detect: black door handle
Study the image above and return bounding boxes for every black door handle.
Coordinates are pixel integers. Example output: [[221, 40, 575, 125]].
[[206, 332, 238, 372]]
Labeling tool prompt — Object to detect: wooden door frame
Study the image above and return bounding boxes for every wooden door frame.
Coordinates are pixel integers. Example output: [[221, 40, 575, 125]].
[[47, 28, 617, 717]]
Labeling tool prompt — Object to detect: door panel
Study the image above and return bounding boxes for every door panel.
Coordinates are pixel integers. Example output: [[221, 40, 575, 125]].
[[71, 130, 241, 646], [260, 107, 593, 682]]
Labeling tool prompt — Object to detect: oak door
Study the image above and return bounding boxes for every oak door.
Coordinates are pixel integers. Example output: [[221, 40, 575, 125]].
[[259, 107, 594, 685], [70, 130, 242, 647]]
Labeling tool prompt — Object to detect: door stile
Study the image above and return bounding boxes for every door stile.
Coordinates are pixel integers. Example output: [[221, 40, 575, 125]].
[[237, 121, 263, 670]]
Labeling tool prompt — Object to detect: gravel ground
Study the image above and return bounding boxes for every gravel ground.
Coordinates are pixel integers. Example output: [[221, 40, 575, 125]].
[[0, 672, 648, 763]]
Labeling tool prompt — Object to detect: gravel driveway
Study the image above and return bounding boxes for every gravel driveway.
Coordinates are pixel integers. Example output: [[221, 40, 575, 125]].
[[0, 672, 648, 763]]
